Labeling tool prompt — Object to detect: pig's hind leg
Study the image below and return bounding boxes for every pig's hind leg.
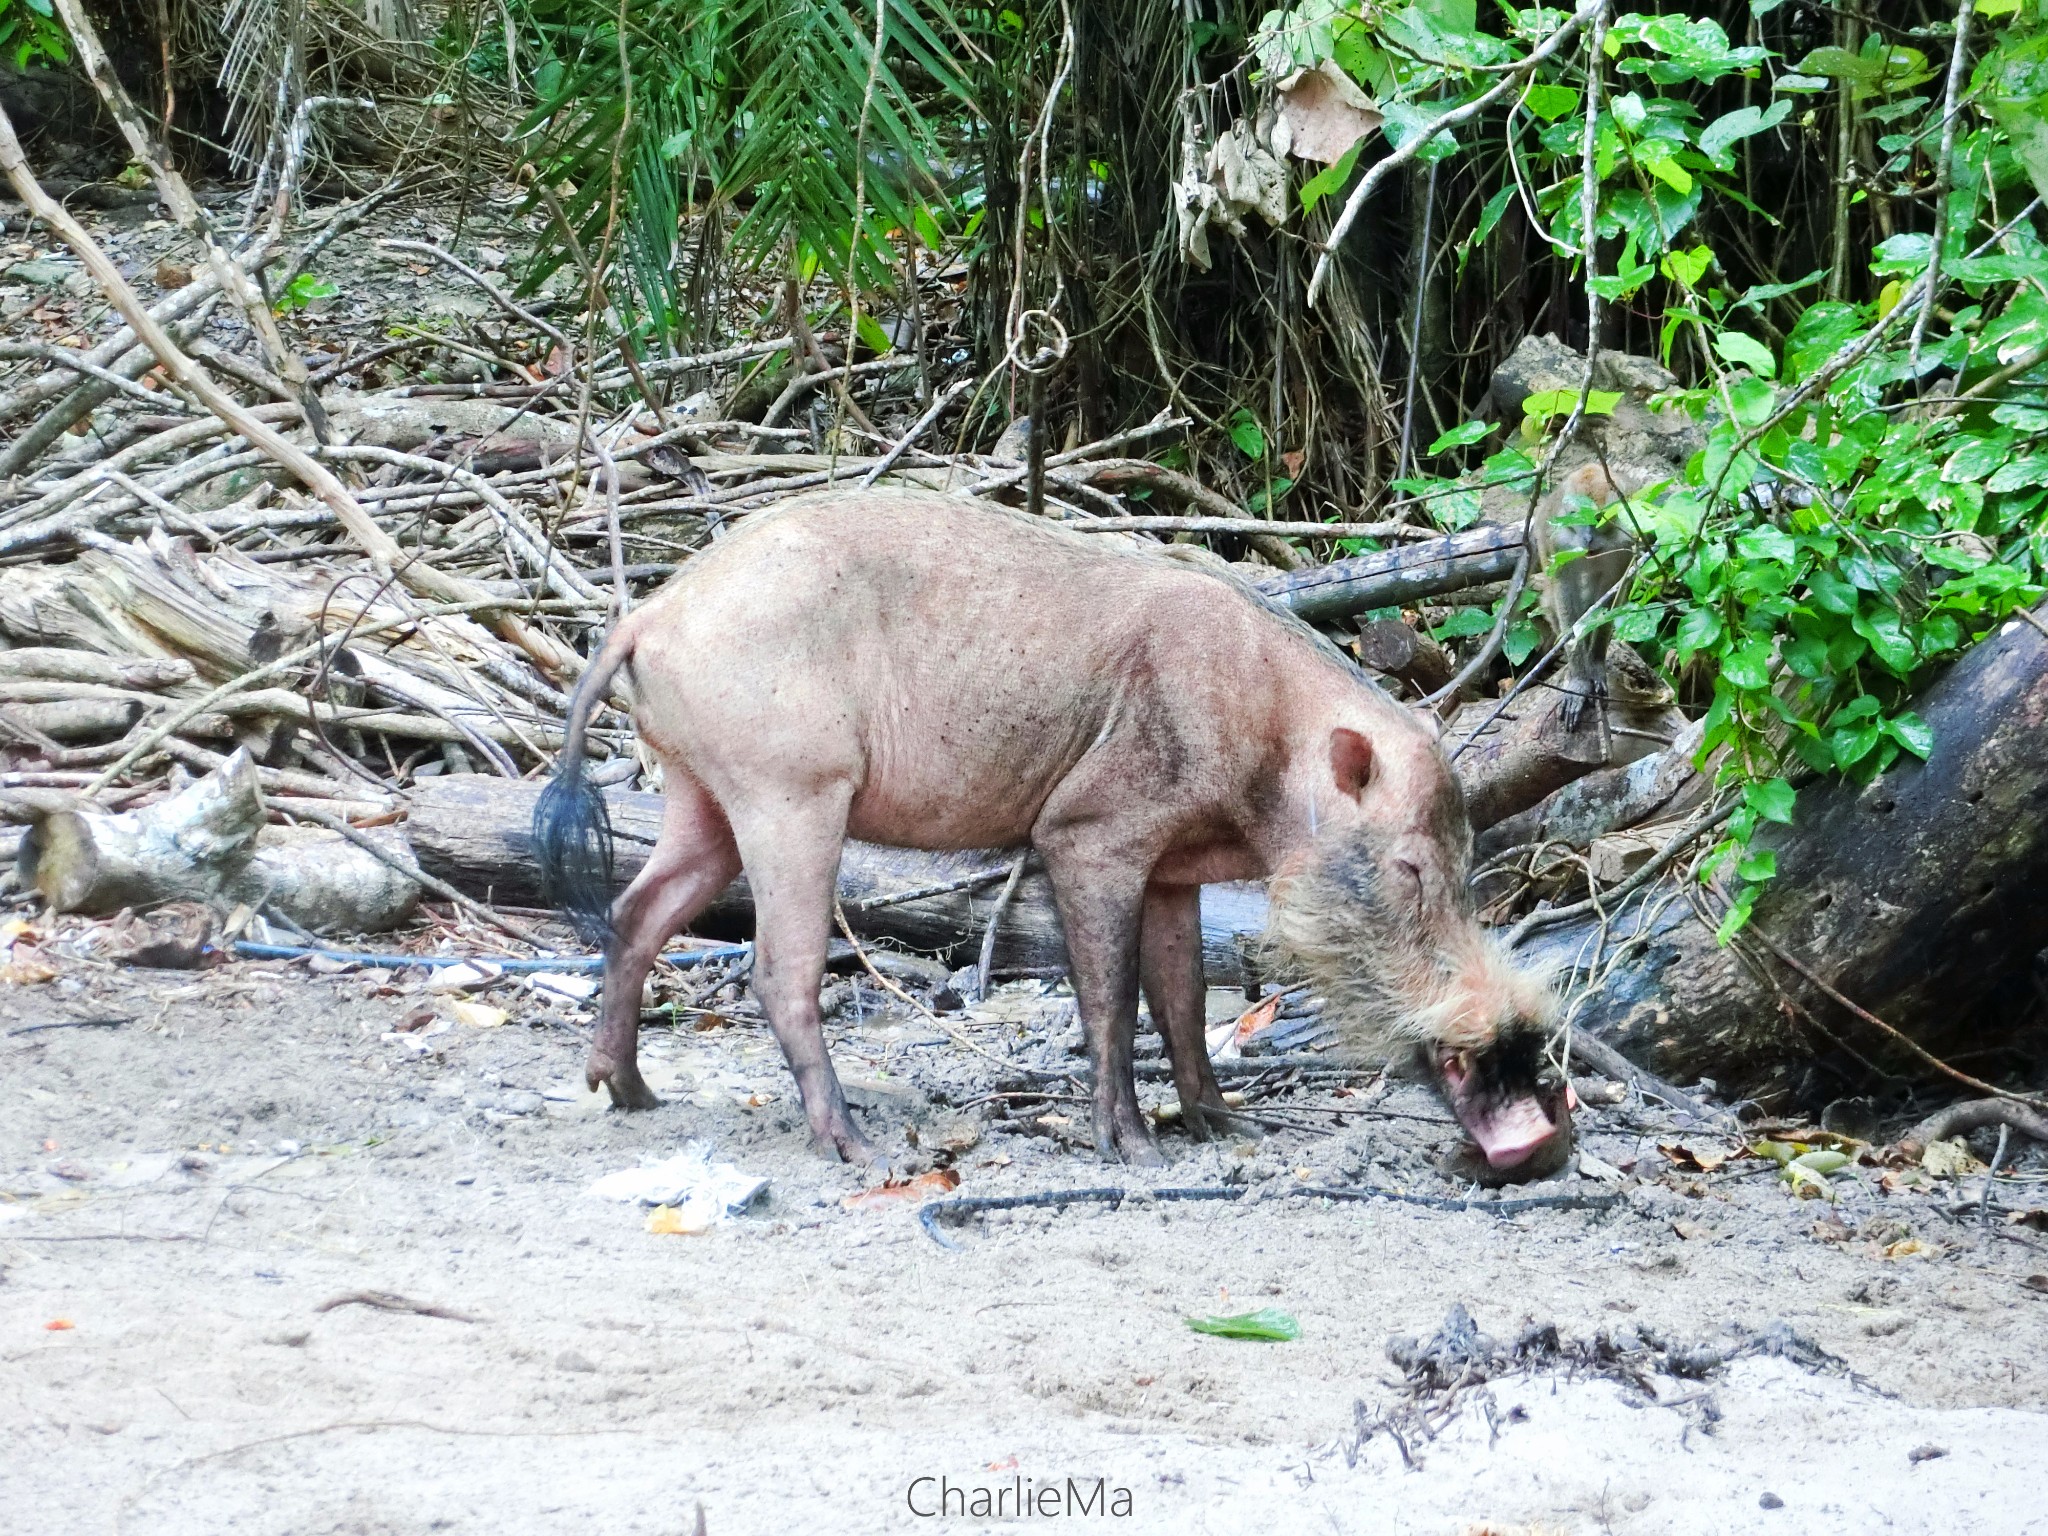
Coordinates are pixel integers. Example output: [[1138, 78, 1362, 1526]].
[[1140, 882, 1246, 1142], [590, 773, 743, 1109], [727, 790, 874, 1163]]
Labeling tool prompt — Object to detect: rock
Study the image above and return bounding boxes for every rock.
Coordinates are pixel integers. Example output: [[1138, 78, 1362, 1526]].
[[555, 1349, 598, 1373], [4, 259, 74, 287], [498, 1090, 544, 1116], [841, 1076, 930, 1123]]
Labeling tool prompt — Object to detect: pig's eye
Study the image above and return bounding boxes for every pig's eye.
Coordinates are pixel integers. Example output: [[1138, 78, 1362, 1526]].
[[1393, 857, 1424, 904]]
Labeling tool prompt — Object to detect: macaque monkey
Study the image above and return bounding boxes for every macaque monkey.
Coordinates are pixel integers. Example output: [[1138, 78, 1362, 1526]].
[[1529, 463, 1653, 743]]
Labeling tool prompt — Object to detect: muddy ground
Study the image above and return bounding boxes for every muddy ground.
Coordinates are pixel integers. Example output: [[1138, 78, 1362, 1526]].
[[3, 938, 2047, 1536]]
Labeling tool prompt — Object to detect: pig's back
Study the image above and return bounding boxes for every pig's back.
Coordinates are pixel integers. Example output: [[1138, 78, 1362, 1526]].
[[625, 491, 1344, 847]]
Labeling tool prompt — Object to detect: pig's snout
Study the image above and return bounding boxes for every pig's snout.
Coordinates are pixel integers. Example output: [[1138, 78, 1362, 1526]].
[[1436, 1044, 1574, 1178]]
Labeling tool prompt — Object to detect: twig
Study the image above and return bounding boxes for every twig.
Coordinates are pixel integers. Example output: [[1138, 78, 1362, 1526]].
[[283, 801, 549, 947], [831, 899, 1039, 1074], [975, 853, 1030, 999], [1506, 801, 1736, 946], [0, 104, 575, 679], [81, 598, 595, 796], [313, 1290, 480, 1323], [6, 1016, 131, 1037], [1309, 0, 1609, 305], [1065, 515, 1441, 540], [1730, 903, 2048, 1114], [1909, 0, 1977, 376], [860, 378, 976, 488]]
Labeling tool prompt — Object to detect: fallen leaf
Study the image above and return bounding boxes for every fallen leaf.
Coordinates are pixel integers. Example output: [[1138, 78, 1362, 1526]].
[[445, 998, 509, 1029], [986, 1455, 1018, 1472], [43, 1319, 73, 1331], [154, 260, 191, 289], [2006, 1210, 2048, 1232], [1671, 1219, 1715, 1241], [646, 1204, 715, 1236], [842, 1168, 960, 1210], [1811, 1215, 1854, 1242], [1185, 1308, 1299, 1342], [1883, 1237, 1936, 1261], [1921, 1138, 1984, 1179], [1659, 1142, 1732, 1173]]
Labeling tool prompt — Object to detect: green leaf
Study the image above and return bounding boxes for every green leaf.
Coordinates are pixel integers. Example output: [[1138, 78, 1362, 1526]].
[[1430, 606, 1497, 640], [1737, 848, 1778, 882], [1735, 525, 1796, 564], [1714, 330, 1777, 377], [1660, 244, 1713, 289], [1427, 420, 1490, 455], [1299, 139, 1363, 215], [1884, 711, 1934, 758], [1727, 376, 1776, 425], [1721, 640, 1773, 690], [1715, 885, 1758, 942], [1522, 388, 1622, 426], [1504, 618, 1541, 666], [1830, 716, 1882, 767], [1745, 778, 1797, 824], [1698, 100, 1791, 167], [855, 311, 895, 358], [1185, 1308, 1299, 1342], [1228, 409, 1267, 461], [1851, 606, 1916, 672], [1523, 82, 1579, 121], [1808, 569, 1858, 616], [1676, 607, 1724, 655]]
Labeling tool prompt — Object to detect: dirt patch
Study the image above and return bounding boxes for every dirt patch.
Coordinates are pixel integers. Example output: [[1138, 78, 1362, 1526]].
[[3, 947, 2046, 1534]]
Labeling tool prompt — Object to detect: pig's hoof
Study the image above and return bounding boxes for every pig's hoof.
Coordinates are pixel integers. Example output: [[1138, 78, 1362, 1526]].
[[1097, 1117, 1165, 1168], [815, 1118, 878, 1165], [1188, 1099, 1260, 1143], [590, 1060, 661, 1111]]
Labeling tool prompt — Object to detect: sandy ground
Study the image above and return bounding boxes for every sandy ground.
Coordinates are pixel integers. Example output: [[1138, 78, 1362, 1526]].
[[3, 947, 2047, 1536]]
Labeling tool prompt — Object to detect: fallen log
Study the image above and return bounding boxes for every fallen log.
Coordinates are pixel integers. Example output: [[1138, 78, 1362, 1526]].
[[1256, 524, 1523, 622], [403, 775, 1269, 985], [15, 748, 418, 933], [1517, 603, 2048, 1102]]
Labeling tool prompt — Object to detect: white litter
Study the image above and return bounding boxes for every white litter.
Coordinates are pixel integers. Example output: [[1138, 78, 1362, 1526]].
[[587, 1142, 768, 1228], [527, 971, 599, 1003], [425, 960, 503, 993]]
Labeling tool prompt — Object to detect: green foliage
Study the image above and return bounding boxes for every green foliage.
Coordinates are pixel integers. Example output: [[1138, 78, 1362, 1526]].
[[0, 0, 67, 69], [274, 273, 338, 315], [508, 0, 975, 341], [1249, 0, 2048, 937]]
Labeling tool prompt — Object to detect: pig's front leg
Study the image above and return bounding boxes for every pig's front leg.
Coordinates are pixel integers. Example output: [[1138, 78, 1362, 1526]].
[[1038, 844, 1163, 1167], [1140, 882, 1246, 1142], [731, 793, 874, 1163]]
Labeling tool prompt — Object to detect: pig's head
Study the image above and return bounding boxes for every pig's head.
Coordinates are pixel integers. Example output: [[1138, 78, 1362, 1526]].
[[1263, 725, 1573, 1182]]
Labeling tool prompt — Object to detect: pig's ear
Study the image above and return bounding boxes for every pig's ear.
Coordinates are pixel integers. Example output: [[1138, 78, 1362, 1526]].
[[1329, 727, 1374, 801]]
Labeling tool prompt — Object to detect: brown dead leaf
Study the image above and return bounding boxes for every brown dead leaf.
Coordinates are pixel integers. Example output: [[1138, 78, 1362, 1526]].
[[1658, 1142, 1732, 1173], [1921, 1137, 1985, 1179], [842, 1168, 960, 1211], [1883, 1237, 1937, 1261], [98, 902, 216, 970], [1811, 1215, 1854, 1242], [1232, 992, 1283, 1046], [2007, 1209, 2048, 1233], [154, 260, 192, 289], [1274, 61, 1383, 164], [1670, 1219, 1715, 1241], [0, 947, 59, 985]]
